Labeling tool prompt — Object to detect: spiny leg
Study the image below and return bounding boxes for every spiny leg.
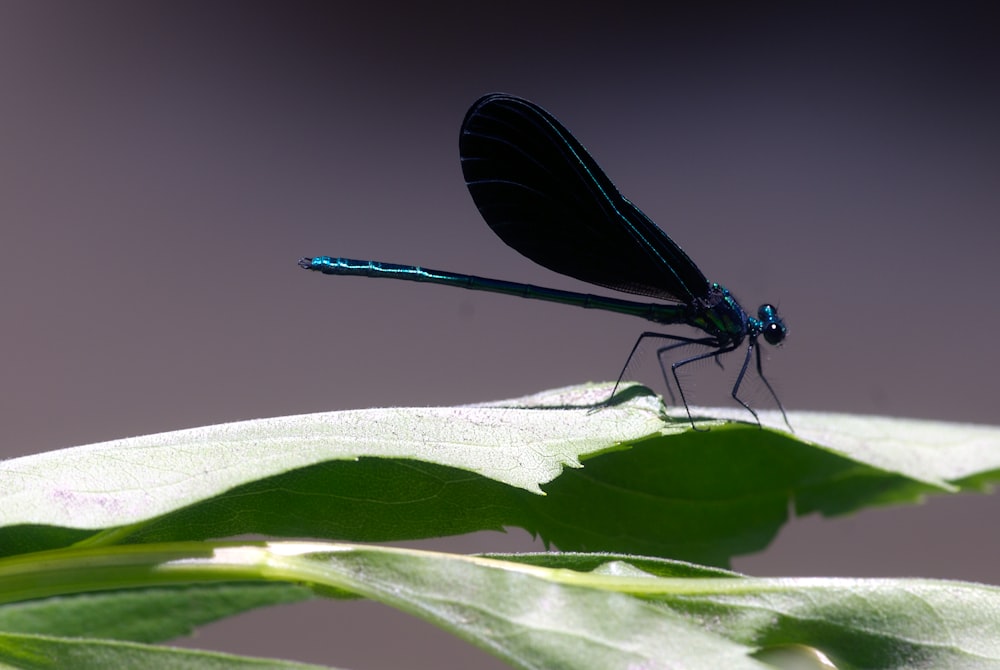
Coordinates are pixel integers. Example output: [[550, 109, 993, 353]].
[[727, 338, 761, 427], [654, 337, 718, 404], [605, 331, 714, 405], [671, 342, 739, 431], [754, 342, 793, 431]]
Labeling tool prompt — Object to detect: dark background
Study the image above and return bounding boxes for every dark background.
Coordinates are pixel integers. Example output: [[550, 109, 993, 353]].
[[1, 2, 998, 667]]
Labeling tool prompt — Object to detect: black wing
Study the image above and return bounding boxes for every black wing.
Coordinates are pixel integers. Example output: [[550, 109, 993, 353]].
[[459, 93, 709, 303]]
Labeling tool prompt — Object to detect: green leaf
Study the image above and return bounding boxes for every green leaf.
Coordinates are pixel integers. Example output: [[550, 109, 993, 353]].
[[0, 631, 336, 669], [245, 543, 1000, 670], [1, 384, 997, 566], [0, 583, 313, 642], [10, 541, 997, 669]]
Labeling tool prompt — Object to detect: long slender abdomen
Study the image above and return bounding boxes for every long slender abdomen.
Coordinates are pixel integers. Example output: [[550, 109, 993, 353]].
[[299, 256, 688, 325]]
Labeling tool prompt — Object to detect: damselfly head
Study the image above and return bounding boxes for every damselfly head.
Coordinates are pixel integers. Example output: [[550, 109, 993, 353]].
[[758, 304, 786, 346]]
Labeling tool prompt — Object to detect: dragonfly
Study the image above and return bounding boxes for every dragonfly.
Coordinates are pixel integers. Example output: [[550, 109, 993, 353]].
[[299, 93, 790, 430]]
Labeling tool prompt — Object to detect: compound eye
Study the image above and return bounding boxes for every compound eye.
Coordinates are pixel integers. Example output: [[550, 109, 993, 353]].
[[763, 321, 785, 345], [758, 304, 777, 320]]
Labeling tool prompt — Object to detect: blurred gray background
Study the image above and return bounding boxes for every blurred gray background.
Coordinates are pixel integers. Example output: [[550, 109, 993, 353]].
[[1, 2, 997, 667]]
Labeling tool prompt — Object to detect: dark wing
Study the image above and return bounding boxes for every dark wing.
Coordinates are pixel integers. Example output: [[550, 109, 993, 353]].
[[459, 93, 709, 303]]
